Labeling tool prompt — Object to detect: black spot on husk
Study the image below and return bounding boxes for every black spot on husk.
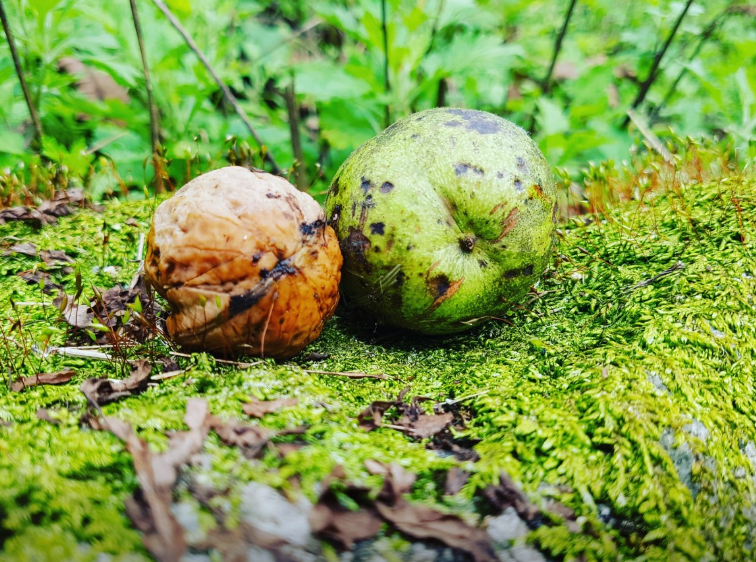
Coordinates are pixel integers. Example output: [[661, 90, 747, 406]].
[[429, 274, 450, 298], [342, 227, 372, 272], [380, 182, 395, 193], [504, 264, 534, 279], [370, 222, 385, 235], [360, 177, 373, 194], [455, 163, 484, 176], [328, 204, 342, 231], [300, 219, 325, 236]]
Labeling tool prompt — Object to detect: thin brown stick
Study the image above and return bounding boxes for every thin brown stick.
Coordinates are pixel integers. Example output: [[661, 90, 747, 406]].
[[542, 0, 578, 95], [168, 351, 264, 368], [150, 0, 280, 174], [129, 0, 164, 192], [259, 291, 277, 359], [0, 0, 43, 146], [381, 0, 391, 128], [626, 108, 674, 164], [303, 369, 391, 380], [283, 77, 307, 191], [622, 0, 694, 127]]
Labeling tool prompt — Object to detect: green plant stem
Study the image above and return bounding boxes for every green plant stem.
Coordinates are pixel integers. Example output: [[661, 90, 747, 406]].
[[128, 0, 164, 192], [622, 0, 695, 127], [381, 0, 391, 128], [542, 0, 578, 96], [0, 0, 43, 148], [649, 7, 731, 125], [150, 0, 281, 174], [283, 75, 307, 191]]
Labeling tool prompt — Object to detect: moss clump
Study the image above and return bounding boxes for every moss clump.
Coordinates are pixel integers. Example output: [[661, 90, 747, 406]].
[[0, 164, 754, 561]]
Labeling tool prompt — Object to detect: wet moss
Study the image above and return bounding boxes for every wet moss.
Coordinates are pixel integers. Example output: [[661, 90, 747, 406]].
[[0, 171, 755, 561]]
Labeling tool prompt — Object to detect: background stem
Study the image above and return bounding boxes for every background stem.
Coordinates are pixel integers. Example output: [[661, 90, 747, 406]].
[[542, 0, 578, 96], [150, 0, 280, 174], [0, 0, 43, 148], [283, 75, 307, 191], [623, 0, 694, 127], [129, 0, 164, 192], [381, 0, 391, 128]]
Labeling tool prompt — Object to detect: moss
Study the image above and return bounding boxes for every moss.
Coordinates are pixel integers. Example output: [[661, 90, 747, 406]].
[[0, 168, 755, 561]]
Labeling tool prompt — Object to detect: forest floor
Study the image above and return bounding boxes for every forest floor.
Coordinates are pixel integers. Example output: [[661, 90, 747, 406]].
[[0, 155, 755, 562]]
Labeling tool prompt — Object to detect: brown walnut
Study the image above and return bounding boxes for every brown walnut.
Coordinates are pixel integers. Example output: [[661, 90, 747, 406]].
[[145, 166, 342, 358]]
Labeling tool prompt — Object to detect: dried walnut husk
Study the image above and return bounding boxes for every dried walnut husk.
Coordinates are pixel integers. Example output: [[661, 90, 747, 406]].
[[145, 167, 342, 358]]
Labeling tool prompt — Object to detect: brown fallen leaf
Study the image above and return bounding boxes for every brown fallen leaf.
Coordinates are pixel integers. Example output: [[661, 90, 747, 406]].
[[40, 249, 75, 265], [0, 207, 48, 226], [375, 463, 498, 562], [58, 57, 130, 104], [483, 471, 542, 525], [36, 408, 60, 424], [80, 359, 151, 405], [309, 468, 383, 549], [103, 398, 209, 562], [208, 416, 274, 458], [11, 370, 76, 392], [6, 242, 37, 257], [375, 501, 497, 562], [444, 466, 470, 496], [357, 389, 453, 439], [242, 396, 299, 418], [55, 292, 94, 329], [17, 270, 60, 293]]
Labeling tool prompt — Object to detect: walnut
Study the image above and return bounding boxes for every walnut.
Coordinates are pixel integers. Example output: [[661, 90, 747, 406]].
[[145, 167, 342, 358]]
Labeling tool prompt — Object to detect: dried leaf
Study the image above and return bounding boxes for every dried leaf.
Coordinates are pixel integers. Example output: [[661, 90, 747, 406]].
[[375, 500, 498, 562], [444, 466, 470, 496], [11, 370, 76, 392], [406, 412, 453, 439], [17, 270, 60, 293], [102, 398, 209, 562], [208, 416, 274, 458], [58, 57, 130, 103], [80, 359, 152, 405], [483, 472, 543, 525], [553, 60, 578, 80], [6, 242, 37, 256], [309, 470, 383, 549], [36, 409, 60, 424], [40, 249, 75, 265], [242, 397, 298, 418]]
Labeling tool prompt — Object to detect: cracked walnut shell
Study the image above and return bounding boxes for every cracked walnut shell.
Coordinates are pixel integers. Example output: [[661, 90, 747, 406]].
[[145, 166, 342, 358]]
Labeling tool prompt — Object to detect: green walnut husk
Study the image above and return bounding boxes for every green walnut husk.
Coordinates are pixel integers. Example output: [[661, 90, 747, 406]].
[[325, 108, 558, 334]]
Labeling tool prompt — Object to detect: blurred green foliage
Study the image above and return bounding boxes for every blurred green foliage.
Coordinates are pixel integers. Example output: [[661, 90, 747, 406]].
[[0, 0, 754, 200]]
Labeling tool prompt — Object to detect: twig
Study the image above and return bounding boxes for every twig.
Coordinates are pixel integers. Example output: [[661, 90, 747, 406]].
[[150, 0, 280, 174], [542, 0, 578, 95], [622, 0, 695, 127], [649, 6, 730, 125], [304, 369, 391, 380], [168, 351, 263, 368], [0, 0, 43, 146], [86, 131, 128, 155], [381, 0, 391, 128], [259, 291, 277, 359], [247, 18, 322, 66], [49, 346, 113, 360], [625, 260, 685, 292], [283, 76, 307, 191], [129, 0, 164, 192], [151, 369, 185, 381], [437, 389, 490, 410], [626, 108, 674, 164]]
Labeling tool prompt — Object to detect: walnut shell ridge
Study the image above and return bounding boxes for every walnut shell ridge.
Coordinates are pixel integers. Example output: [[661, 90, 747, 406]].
[[145, 166, 342, 358]]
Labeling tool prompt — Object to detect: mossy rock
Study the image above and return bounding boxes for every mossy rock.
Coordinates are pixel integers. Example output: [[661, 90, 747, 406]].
[[0, 168, 755, 561]]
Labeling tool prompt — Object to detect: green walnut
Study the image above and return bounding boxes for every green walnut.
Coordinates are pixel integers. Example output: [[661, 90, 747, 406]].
[[325, 108, 557, 334]]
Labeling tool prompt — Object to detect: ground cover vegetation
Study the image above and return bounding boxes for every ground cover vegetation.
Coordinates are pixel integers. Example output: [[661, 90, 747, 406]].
[[1, 0, 756, 201], [3, 0, 756, 561]]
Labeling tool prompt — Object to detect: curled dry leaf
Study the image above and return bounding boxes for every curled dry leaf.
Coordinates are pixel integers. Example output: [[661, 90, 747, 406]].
[[483, 471, 581, 533], [102, 398, 210, 562], [242, 396, 299, 418], [11, 370, 76, 392], [40, 249, 75, 265], [80, 359, 152, 405], [357, 388, 453, 438], [309, 468, 383, 549], [5, 242, 37, 257], [208, 416, 274, 458], [17, 270, 60, 294]]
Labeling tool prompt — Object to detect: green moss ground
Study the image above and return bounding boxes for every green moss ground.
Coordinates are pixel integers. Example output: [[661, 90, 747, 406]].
[[0, 171, 755, 561]]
